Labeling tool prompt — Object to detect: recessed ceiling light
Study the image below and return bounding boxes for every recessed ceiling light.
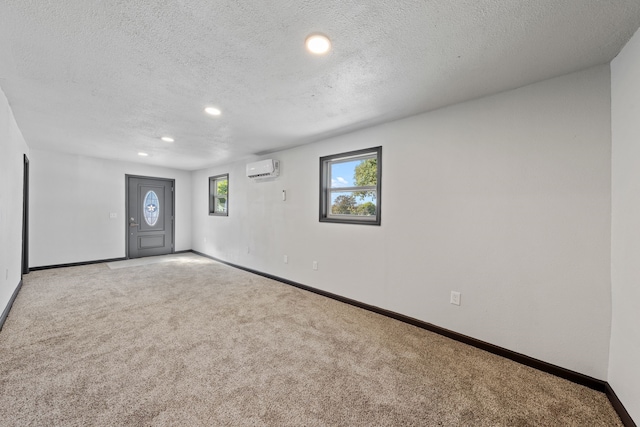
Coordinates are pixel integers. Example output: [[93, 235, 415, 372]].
[[138, 152, 149, 157], [204, 107, 221, 116], [160, 136, 174, 142], [305, 33, 331, 55]]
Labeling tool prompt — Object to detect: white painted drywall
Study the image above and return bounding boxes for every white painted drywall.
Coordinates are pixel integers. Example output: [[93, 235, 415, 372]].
[[610, 27, 640, 423], [192, 65, 612, 379], [29, 150, 192, 267], [0, 87, 29, 315]]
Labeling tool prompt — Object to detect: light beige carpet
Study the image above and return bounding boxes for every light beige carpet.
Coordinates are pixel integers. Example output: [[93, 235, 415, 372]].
[[0, 254, 622, 426], [106, 252, 196, 269]]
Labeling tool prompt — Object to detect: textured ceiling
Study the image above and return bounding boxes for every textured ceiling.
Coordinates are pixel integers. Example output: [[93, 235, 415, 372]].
[[1, 1, 639, 170]]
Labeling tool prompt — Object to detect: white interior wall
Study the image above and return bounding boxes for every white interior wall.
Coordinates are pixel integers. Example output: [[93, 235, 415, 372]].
[[192, 65, 613, 379], [610, 27, 640, 423], [0, 88, 29, 315], [29, 149, 192, 267]]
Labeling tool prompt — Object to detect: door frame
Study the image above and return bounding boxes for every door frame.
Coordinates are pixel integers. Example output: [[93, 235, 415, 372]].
[[22, 154, 29, 276], [125, 174, 175, 259]]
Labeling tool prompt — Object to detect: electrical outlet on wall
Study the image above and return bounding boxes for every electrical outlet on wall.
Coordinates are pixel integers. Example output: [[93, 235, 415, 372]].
[[284, 255, 288, 264], [450, 291, 461, 306], [312, 261, 318, 270]]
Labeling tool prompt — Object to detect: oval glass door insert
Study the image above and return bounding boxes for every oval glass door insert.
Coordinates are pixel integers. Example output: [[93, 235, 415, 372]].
[[143, 190, 160, 226]]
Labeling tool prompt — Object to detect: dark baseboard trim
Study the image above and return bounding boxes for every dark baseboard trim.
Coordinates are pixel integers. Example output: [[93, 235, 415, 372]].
[[29, 250, 193, 271], [191, 250, 635, 426], [30, 257, 127, 271], [606, 383, 637, 427], [0, 280, 23, 332]]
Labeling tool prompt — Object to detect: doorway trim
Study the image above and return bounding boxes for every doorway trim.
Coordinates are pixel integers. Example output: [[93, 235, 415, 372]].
[[22, 154, 29, 276], [125, 174, 175, 259]]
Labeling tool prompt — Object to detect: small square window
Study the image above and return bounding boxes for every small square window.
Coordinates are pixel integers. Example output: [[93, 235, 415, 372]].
[[319, 146, 381, 225], [209, 174, 229, 216]]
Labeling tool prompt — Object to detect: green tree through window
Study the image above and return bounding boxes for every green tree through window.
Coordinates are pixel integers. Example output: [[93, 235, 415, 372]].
[[331, 194, 357, 214], [216, 179, 228, 212], [354, 158, 377, 201]]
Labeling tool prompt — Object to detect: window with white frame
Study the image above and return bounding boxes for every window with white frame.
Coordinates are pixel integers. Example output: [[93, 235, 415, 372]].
[[319, 146, 381, 225], [209, 174, 228, 216]]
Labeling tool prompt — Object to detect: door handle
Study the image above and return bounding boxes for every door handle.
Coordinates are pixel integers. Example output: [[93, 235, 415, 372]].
[[130, 223, 139, 227]]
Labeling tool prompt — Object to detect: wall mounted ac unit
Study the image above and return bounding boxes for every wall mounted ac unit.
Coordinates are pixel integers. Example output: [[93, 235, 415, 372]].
[[246, 159, 280, 179]]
